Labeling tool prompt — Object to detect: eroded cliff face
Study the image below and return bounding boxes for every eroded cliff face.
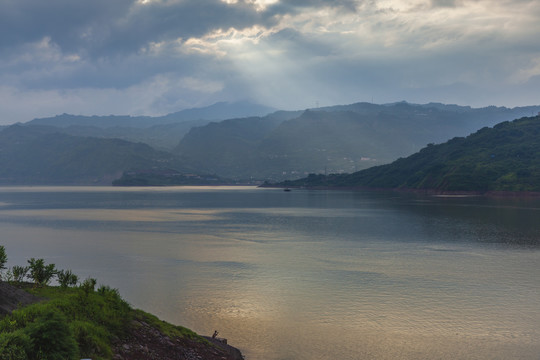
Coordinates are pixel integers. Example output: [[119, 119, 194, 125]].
[[0, 282, 41, 315], [112, 321, 244, 360]]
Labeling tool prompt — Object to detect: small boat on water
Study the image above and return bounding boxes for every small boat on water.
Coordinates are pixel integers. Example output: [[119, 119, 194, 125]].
[[284, 188, 291, 192]]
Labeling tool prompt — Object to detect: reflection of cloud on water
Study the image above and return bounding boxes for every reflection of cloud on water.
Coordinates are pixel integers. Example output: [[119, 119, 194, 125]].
[[0, 209, 224, 222]]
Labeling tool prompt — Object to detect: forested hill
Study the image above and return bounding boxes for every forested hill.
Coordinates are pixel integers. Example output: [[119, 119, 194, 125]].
[[0, 125, 188, 185], [276, 115, 540, 192]]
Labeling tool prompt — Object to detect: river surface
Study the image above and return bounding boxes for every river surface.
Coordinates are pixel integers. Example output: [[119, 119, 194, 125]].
[[0, 186, 539, 359]]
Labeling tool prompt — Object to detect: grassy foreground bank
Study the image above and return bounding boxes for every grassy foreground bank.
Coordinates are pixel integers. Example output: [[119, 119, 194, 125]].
[[0, 283, 245, 360], [0, 248, 243, 360]]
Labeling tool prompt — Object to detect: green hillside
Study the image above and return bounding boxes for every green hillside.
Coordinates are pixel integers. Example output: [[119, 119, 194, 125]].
[[0, 125, 188, 185], [277, 115, 540, 192]]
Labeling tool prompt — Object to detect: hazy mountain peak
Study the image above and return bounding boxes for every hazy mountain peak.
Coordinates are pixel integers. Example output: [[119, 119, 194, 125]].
[[26, 101, 276, 129]]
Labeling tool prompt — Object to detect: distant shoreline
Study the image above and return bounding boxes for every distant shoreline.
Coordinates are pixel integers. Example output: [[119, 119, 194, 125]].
[[260, 184, 540, 198], [3, 183, 540, 198]]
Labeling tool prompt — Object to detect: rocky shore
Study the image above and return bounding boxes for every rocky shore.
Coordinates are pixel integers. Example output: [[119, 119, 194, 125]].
[[112, 317, 244, 360]]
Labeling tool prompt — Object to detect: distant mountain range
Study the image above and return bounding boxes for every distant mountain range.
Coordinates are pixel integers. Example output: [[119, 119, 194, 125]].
[[1, 101, 539, 185], [275, 114, 540, 193], [174, 102, 540, 180], [24, 101, 277, 151], [26, 101, 277, 128]]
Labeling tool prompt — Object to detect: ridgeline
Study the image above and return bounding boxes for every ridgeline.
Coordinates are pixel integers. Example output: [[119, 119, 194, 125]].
[[3, 101, 537, 185]]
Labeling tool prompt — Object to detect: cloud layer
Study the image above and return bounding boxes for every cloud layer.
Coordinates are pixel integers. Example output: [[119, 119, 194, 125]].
[[1, 0, 539, 123]]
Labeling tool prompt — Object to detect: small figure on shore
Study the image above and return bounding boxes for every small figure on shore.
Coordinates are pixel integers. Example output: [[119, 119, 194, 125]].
[[212, 330, 219, 339]]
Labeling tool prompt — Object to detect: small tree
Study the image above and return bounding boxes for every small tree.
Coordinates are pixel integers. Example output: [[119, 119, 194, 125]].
[[0, 245, 7, 280], [11, 265, 28, 283], [57, 269, 78, 288], [80, 278, 97, 296], [27, 258, 56, 286]]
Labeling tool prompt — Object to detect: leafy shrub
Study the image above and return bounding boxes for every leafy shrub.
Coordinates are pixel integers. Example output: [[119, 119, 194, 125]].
[[80, 278, 97, 295], [0, 330, 31, 360], [0, 306, 79, 360], [3, 268, 14, 283], [27, 258, 56, 286], [24, 308, 79, 360], [57, 270, 78, 288], [97, 285, 120, 298], [70, 320, 112, 359], [11, 266, 29, 283]]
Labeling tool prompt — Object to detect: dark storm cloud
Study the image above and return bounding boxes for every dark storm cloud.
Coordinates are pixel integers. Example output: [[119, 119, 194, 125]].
[[0, 0, 132, 54], [0, 1, 219, 57], [0, 0, 358, 91], [94, 1, 272, 57], [0, 0, 363, 58], [0, 0, 354, 59], [0, 0, 268, 91]]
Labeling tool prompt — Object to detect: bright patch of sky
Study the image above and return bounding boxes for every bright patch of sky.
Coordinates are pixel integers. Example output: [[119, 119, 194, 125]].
[[0, 0, 539, 123]]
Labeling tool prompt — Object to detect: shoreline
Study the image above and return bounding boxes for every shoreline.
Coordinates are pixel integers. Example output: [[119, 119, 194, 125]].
[[260, 184, 540, 198]]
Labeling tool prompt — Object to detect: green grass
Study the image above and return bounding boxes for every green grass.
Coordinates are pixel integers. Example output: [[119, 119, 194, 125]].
[[0, 283, 204, 360]]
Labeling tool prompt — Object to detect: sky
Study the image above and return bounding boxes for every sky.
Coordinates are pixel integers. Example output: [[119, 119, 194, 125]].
[[1, 0, 539, 124]]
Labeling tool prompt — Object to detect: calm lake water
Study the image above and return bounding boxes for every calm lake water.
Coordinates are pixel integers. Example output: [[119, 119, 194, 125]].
[[0, 186, 539, 359]]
